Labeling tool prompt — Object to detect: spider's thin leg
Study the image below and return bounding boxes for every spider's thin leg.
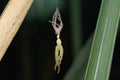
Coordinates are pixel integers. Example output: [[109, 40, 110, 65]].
[[57, 65, 60, 74]]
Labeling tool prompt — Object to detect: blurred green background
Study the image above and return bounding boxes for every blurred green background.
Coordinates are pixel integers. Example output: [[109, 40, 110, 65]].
[[0, 0, 120, 80]]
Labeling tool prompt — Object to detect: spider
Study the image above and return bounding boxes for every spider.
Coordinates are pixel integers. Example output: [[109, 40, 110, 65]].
[[49, 7, 64, 74]]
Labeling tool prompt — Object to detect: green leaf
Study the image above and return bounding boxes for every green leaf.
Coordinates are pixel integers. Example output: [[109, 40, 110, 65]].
[[27, 0, 64, 20], [64, 35, 93, 80], [69, 0, 82, 58], [84, 0, 120, 80]]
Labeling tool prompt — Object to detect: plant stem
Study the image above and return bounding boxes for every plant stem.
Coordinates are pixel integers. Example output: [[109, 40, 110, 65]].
[[69, 0, 82, 58], [0, 0, 34, 61]]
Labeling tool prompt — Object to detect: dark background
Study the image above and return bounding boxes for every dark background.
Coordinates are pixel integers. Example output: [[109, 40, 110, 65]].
[[0, 0, 120, 80]]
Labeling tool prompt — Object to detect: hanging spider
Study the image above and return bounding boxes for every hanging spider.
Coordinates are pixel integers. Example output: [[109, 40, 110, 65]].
[[49, 7, 64, 74]]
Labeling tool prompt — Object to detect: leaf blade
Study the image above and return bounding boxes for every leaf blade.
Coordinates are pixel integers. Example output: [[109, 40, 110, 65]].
[[84, 0, 120, 80]]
